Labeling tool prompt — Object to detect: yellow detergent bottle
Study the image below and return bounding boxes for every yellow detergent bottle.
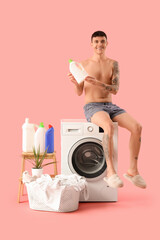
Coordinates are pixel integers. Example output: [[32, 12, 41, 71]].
[[69, 59, 88, 84]]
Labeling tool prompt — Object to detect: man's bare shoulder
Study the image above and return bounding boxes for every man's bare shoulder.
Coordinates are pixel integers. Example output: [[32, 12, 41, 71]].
[[107, 58, 119, 72], [107, 57, 118, 64]]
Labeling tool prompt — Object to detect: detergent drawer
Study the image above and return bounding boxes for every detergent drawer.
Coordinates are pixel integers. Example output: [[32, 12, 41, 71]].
[[62, 124, 83, 136]]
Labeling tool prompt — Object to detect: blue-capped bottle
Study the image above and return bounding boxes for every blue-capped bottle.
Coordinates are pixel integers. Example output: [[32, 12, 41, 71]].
[[45, 124, 54, 153]]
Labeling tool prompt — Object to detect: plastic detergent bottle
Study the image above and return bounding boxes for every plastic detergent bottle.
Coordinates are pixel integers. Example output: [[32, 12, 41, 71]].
[[45, 124, 54, 153], [22, 118, 36, 152], [34, 122, 46, 153], [69, 59, 88, 84]]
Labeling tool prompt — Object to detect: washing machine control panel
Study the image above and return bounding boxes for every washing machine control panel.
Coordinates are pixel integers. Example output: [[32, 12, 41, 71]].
[[87, 125, 104, 133], [87, 126, 94, 132]]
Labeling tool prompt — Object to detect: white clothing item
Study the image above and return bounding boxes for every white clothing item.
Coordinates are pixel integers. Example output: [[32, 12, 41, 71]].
[[23, 172, 89, 212], [22, 171, 37, 183]]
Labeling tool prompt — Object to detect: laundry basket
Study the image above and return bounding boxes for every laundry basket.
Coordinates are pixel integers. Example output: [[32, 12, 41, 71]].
[[23, 172, 88, 212]]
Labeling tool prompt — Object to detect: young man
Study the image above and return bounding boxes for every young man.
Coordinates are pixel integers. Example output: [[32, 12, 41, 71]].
[[68, 31, 146, 189]]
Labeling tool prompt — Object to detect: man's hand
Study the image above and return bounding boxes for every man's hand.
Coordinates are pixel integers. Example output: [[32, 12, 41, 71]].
[[68, 72, 84, 96], [85, 76, 106, 88], [85, 75, 118, 94], [68, 73, 79, 87]]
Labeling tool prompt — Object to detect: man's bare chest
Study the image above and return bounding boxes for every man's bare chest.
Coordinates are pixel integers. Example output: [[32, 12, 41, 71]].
[[85, 62, 113, 83]]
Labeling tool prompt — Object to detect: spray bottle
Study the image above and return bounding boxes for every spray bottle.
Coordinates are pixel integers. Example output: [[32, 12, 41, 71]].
[[45, 124, 54, 153]]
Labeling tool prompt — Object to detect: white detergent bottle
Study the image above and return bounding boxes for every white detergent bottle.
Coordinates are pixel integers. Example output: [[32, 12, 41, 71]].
[[69, 59, 88, 84], [22, 118, 37, 152], [34, 122, 46, 153]]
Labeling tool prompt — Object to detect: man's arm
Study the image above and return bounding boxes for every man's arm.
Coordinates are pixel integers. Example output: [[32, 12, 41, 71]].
[[104, 61, 120, 95], [74, 81, 84, 96], [84, 61, 120, 95]]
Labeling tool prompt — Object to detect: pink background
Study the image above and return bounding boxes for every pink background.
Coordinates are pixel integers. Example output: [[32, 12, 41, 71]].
[[1, 0, 160, 239]]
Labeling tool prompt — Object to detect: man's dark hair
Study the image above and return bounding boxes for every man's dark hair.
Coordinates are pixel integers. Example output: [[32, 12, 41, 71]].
[[91, 31, 107, 41]]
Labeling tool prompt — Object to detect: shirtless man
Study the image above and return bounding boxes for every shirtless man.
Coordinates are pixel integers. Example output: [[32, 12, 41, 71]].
[[68, 31, 146, 189]]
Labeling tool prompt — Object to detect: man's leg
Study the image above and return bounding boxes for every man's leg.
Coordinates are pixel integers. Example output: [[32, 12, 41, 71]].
[[112, 112, 142, 176], [91, 111, 116, 177]]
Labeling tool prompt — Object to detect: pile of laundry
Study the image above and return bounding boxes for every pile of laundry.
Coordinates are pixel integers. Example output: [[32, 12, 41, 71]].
[[23, 171, 89, 212]]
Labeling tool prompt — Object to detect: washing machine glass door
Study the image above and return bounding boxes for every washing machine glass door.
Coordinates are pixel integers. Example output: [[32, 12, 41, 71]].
[[68, 138, 106, 179]]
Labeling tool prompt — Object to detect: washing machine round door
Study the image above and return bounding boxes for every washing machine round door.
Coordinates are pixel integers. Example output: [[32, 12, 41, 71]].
[[68, 138, 107, 179]]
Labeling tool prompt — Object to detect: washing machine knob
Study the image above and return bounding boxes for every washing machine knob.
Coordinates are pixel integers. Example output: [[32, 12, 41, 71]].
[[87, 126, 93, 132]]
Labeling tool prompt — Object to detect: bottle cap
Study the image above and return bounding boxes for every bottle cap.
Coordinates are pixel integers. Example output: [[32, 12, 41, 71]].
[[25, 118, 29, 123], [39, 122, 44, 128], [48, 124, 53, 129], [69, 59, 73, 63]]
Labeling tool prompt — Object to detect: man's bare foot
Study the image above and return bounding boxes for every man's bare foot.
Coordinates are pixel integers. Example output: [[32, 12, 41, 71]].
[[106, 170, 116, 178]]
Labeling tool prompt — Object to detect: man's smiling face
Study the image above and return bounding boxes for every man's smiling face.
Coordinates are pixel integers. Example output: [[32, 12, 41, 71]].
[[91, 36, 108, 55]]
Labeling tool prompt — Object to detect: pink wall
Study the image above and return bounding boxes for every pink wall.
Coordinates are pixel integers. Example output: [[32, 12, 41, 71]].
[[1, 0, 159, 239]]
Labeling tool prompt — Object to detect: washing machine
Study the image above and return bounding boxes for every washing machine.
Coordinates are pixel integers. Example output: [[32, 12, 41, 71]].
[[61, 119, 118, 202]]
